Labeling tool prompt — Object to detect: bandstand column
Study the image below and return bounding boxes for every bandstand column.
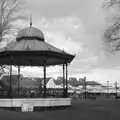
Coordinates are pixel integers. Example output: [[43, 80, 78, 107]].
[[17, 66, 20, 97], [43, 64, 46, 97], [8, 56, 13, 98], [65, 63, 68, 97], [63, 64, 65, 97]]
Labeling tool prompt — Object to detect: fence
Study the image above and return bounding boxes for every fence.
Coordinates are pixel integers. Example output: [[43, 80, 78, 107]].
[[0, 88, 67, 98]]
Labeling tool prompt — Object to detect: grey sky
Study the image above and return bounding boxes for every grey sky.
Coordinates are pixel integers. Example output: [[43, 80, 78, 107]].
[[17, 0, 120, 84]]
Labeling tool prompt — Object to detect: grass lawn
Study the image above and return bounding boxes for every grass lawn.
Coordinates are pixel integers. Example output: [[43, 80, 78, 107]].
[[0, 99, 120, 120]]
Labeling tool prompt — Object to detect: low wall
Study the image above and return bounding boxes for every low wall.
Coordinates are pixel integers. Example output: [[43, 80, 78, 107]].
[[0, 98, 72, 107]]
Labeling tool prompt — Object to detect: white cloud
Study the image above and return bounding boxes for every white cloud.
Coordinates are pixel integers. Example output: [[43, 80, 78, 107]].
[[87, 68, 120, 85], [11, 0, 120, 85], [17, 66, 63, 79], [32, 16, 83, 53], [45, 31, 81, 53]]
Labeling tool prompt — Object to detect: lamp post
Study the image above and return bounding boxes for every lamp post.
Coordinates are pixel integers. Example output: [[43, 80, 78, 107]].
[[83, 76, 87, 99]]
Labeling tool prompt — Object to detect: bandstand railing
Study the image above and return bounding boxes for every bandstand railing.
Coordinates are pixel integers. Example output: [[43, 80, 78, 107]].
[[0, 88, 67, 98]]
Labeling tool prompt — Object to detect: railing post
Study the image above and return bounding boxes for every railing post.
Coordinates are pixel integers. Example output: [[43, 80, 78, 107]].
[[43, 63, 46, 97]]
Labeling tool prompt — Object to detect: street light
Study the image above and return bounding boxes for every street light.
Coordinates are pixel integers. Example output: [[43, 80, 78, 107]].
[[83, 76, 87, 99]]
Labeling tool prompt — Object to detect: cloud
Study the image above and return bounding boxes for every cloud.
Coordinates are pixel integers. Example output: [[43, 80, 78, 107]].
[[25, 0, 83, 17], [16, 66, 64, 79], [86, 68, 120, 84], [15, 0, 120, 84], [19, 15, 106, 78], [26, 16, 83, 53]]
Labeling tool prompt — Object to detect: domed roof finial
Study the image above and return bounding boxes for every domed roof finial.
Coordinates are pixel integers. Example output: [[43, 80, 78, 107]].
[[17, 15, 45, 41], [30, 15, 32, 27]]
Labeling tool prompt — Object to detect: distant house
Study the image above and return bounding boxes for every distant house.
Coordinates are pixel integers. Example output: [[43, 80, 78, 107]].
[[0, 74, 110, 94], [46, 78, 62, 88], [21, 77, 52, 89], [68, 80, 103, 94], [86, 81, 102, 86], [53, 77, 104, 93], [0, 75, 52, 89], [46, 78, 56, 88], [68, 78, 79, 87], [69, 77, 77, 81]]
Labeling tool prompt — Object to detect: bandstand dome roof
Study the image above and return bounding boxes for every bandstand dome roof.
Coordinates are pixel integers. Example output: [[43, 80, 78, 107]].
[[0, 25, 75, 66], [17, 26, 44, 41]]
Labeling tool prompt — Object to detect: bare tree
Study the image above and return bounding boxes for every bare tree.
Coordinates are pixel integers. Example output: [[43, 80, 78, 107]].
[[103, 0, 120, 7], [0, 0, 25, 42], [103, 0, 120, 51], [0, 0, 25, 76]]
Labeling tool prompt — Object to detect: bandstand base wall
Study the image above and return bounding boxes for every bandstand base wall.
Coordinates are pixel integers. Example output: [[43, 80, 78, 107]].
[[0, 98, 72, 112]]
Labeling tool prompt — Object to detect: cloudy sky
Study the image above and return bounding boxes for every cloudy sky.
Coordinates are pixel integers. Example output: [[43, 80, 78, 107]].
[[13, 0, 120, 85]]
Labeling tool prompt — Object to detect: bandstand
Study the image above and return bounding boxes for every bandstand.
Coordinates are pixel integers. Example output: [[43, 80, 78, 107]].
[[0, 23, 75, 111]]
